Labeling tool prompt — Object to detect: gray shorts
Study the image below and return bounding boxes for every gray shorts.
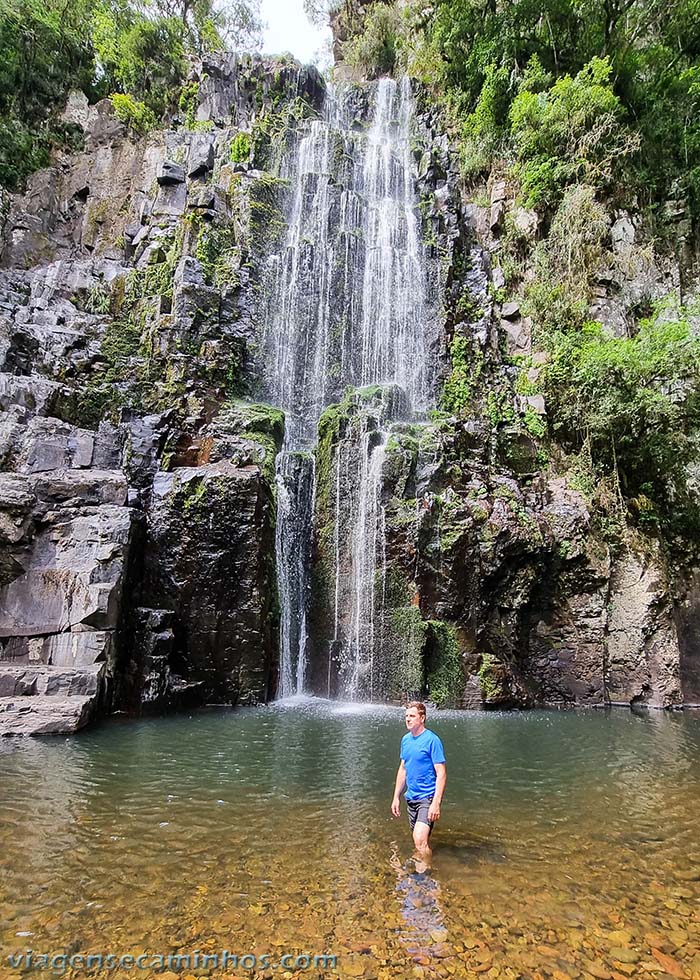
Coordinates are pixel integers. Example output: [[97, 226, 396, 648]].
[[407, 796, 434, 834]]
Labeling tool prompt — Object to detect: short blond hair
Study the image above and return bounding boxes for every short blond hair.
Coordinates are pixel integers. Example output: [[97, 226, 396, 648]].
[[405, 701, 426, 719]]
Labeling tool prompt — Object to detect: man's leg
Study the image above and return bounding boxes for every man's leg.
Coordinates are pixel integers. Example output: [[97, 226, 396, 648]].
[[410, 798, 434, 871], [413, 821, 432, 859]]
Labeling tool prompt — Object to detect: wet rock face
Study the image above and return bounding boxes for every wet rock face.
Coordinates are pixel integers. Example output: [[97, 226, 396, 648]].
[[143, 462, 277, 706], [308, 382, 688, 710]]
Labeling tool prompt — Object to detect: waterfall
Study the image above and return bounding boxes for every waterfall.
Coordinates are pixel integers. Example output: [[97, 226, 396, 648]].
[[276, 452, 315, 697], [357, 77, 432, 412], [259, 77, 435, 698]]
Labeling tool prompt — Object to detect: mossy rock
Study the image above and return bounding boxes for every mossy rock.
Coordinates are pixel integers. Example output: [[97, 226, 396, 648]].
[[425, 621, 465, 708], [477, 652, 514, 707], [223, 400, 285, 447]]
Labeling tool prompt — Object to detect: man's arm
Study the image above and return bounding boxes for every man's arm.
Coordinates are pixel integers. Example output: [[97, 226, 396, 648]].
[[428, 763, 446, 822], [391, 759, 406, 817]]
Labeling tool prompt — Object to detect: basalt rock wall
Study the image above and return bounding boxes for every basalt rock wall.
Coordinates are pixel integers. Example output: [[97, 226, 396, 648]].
[[0, 52, 697, 732], [0, 54, 320, 731]]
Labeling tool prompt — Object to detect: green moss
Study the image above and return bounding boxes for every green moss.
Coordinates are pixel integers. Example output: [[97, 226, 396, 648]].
[[486, 390, 517, 428], [455, 291, 485, 322], [223, 400, 285, 486], [477, 652, 506, 703], [182, 478, 207, 512], [425, 621, 463, 708], [388, 604, 427, 698], [85, 199, 110, 241], [75, 229, 186, 427], [248, 174, 289, 252], [315, 401, 344, 516], [195, 219, 239, 287], [251, 97, 318, 170], [441, 334, 484, 415]]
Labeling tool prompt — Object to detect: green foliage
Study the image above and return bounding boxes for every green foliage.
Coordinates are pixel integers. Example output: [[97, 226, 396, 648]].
[[342, 2, 403, 79], [178, 81, 199, 128], [229, 131, 251, 163], [0, 0, 93, 189], [523, 406, 546, 439], [75, 231, 186, 426], [0, 0, 262, 190], [509, 57, 637, 209], [441, 333, 483, 415], [414, 0, 700, 219], [486, 390, 516, 429], [521, 184, 608, 340], [109, 93, 157, 134], [388, 604, 428, 696], [459, 64, 509, 179], [195, 218, 239, 287], [251, 97, 317, 170], [543, 303, 700, 529], [182, 479, 208, 513], [94, 9, 187, 118], [77, 308, 143, 426]]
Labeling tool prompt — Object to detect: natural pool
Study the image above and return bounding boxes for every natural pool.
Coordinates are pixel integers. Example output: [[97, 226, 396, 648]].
[[0, 699, 699, 980]]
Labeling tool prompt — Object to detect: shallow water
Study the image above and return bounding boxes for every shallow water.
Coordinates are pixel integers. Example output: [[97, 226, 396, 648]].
[[0, 698, 699, 979]]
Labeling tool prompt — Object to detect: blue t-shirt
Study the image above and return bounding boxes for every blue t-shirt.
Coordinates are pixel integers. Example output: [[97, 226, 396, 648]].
[[400, 729, 446, 800]]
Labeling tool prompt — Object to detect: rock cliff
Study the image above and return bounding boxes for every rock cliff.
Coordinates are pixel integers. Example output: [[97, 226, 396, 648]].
[[0, 52, 698, 733]]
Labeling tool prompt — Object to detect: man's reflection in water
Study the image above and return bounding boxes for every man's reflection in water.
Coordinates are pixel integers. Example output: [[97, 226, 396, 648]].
[[390, 843, 447, 958]]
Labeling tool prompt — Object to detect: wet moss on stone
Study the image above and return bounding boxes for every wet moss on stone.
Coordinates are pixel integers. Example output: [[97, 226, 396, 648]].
[[222, 400, 285, 486], [425, 621, 464, 708], [387, 604, 427, 699], [478, 652, 508, 705]]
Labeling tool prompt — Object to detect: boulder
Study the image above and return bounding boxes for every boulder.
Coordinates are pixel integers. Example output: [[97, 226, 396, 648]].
[[490, 180, 507, 204], [144, 460, 277, 705], [512, 206, 538, 238], [157, 160, 186, 185], [15, 418, 95, 473], [0, 505, 135, 637], [0, 694, 96, 735], [490, 200, 506, 233], [188, 136, 216, 178], [152, 183, 187, 217], [606, 550, 683, 707]]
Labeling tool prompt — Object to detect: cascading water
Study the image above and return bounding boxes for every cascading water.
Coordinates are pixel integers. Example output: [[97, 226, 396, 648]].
[[357, 78, 433, 412], [259, 76, 436, 699]]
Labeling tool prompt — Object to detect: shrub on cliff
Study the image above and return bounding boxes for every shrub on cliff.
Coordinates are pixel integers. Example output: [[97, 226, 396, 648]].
[[410, 0, 700, 220], [509, 57, 639, 210], [542, 304, 700, 529], [92, 8, 188, 119], [0, 0, 263, 191], [341, 2, 405, 78], [0, 0, 93, 188]]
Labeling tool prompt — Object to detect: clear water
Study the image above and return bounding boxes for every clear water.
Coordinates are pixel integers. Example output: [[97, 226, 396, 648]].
[[1, 702, 699, 979]]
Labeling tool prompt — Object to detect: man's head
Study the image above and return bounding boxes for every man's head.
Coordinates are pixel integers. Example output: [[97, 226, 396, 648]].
[[405, 701, 426, 733]]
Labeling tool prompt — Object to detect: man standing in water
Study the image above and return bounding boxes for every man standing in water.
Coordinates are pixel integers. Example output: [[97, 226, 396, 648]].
[[391, 702, 446, 869]]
